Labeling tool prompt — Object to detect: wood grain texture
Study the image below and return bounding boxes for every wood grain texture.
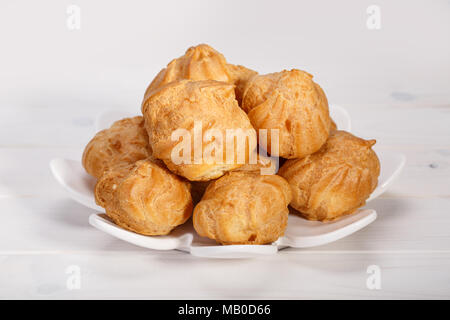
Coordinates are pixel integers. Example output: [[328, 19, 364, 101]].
[[1, 252, 449, 299]]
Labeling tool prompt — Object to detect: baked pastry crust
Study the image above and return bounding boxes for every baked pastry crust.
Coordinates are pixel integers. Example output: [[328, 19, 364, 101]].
[[82, 116, 152, 179], [330, 119, 337, 131], [190, 150, 277, 204], [95, 159, 192, 235], [142, 79, 257, 181], [190, 147, 276, 204], [278, 130, 380, 221], [242, 69, 332, 159], [143, 44, 257, 105], [227, 63, 258, 104], [193, 171, 292, 245]]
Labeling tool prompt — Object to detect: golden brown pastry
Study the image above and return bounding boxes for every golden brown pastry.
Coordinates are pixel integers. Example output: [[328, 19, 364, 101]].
[[330, 119, 337, 131], [94, 163, 131, 208], [82, 116, 152, 179], [95, 159, 192, 235], [142, 79, 257, 181], [278, 130, 380, 221], [144, 44, 257, 105], [193, 150, 278, 204], [242, 69, 332, 159], [227, 64, 258, 104], [193, 171, 292, 245]]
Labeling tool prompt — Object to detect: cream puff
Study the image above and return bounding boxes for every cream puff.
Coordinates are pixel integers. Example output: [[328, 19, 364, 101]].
[[242, 69, 332, 159], [95, 159, 192, 235], [144, 44, 257, 105], [82, 116, 152, 179], [142, 79, 257, 181], [278, 130, 380, 221], [193, 171, 292, 244]]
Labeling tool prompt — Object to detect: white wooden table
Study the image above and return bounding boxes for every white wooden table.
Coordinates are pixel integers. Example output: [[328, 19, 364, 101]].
[[0, 0, 449, 299]]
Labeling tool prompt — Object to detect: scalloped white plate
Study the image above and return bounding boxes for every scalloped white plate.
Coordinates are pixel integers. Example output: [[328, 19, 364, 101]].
[[49, 106, 405, 258], [49, 150, 404, 258], [86, 209, 377, 258]]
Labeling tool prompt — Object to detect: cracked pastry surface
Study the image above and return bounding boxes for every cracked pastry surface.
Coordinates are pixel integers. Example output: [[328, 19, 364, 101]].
[[242, 69, 332, 159], [193, 171, 292, 245], [82, 116, 152, 179], [278, 130, 380, 221], [94, 159, 192, 235], [143, 44, 257, 105], [142, 79, 257, 181]]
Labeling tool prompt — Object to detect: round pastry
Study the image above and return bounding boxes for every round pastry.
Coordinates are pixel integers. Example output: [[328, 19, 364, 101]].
[[278, 130, 380, 221], [144, 44, 257, 105], [142, 79, 257, 181], [193, 171, 292, 245], [95, 159, 193, 235], [241, 69, 332, 159], [82, 116, 152, 179]]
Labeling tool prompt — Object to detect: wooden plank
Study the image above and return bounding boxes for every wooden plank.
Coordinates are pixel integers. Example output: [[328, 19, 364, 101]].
[[0, 196, 145, 253], [0, 251, 449, 299], [0, 147, 81, 197], [0, 196, 449, 253], [343, 104, 450, 146]]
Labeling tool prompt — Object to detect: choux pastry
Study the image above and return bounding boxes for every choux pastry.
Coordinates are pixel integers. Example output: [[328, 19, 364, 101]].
[[278, 130, 380, 221], [242, 69, 332, 159], [95, 159, 193, 235], [82, 116, 152, 179], [144, 44, 257, 105], [142, 79, 257, 181], [193, 171, 292, 244]]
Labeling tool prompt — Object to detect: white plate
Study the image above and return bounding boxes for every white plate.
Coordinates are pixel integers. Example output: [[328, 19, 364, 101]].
[[87, 209, 376, 258], [368, 145, 406, 202], [94, 104, 352, 132], [49, 149, 404, 259], [50, 106, 403, 258], [50, 158, 103, 212]]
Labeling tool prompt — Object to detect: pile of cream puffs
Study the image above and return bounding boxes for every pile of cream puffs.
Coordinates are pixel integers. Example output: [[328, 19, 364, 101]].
[[82, 44, 380, 245]]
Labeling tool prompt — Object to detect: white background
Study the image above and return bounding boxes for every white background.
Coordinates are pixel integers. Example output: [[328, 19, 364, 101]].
[[0, 0, 449, 299]]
